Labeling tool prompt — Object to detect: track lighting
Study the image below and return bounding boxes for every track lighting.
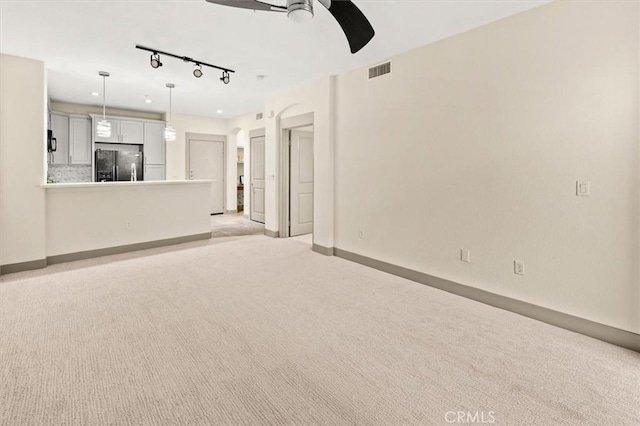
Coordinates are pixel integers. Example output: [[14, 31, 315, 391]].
[[221, 71, 230, 85], [150, 52, 162, 69], [193, 64, 203, 78], [136, 45, 234, 84]]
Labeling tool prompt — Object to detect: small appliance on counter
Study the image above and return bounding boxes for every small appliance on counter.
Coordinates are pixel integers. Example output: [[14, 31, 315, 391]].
[[47, 130, 57, 164], [95, 149, 143, 182]]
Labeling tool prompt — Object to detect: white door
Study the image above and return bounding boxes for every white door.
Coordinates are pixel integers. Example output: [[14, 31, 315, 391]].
[[189, 139, 224, 214], [289, 130, 314, 236], [250, 136, 265, 223]]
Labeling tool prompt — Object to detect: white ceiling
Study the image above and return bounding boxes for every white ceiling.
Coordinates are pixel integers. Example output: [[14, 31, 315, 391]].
[[0, 0, 549, 119]]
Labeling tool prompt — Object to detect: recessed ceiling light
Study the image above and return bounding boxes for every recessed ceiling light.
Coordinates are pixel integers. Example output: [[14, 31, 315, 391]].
[[256, 75, 267, 80], [144, 96, 152, 104], [217, 110, 223, 114], [90, 91, 100, 96]]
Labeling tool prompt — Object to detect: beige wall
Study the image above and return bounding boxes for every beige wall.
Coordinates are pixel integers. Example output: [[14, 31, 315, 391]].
[[45, 182, 212, 256], [0, 54, 47, 267], [166, 112, 228, 180], [334, 1, 639, 333], [264, 76, 336, 248]]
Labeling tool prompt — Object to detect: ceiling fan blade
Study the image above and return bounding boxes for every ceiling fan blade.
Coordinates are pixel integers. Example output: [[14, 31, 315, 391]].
[[324, 0, 375, 53], [205, 0, 286, 12]]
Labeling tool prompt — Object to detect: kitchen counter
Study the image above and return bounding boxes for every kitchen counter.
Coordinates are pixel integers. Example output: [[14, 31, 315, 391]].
[[44, 179, 214, 258], [42, 180, 212, 189]]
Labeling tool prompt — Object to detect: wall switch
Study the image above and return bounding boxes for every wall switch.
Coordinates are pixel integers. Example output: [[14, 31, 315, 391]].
[[126, 221, 133, 230], [576, 181, 590, 197], [358, 229, 365, 239], [461, 249, 471, 263], [514, 260, 525, 275]]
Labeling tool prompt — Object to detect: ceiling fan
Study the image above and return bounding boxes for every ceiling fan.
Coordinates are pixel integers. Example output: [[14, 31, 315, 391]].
[[204, 0, 375, 54]]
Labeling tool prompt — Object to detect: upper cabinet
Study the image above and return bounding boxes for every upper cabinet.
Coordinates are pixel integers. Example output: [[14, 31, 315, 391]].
[[93, 117, 120, 143], [50, 112, 69, 165], [69, 116, 92, 165], [143, 122, 166, 164], [120, 120, 144, 143], [93, 117, 143, 143]]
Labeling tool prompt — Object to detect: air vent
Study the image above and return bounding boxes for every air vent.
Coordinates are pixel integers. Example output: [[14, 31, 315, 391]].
[[369, 61, 391, 79], [256, 112, 263, 120]]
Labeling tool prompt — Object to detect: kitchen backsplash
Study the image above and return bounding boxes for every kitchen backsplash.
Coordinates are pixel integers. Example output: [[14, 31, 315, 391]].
[[47, 165, 92, 183]]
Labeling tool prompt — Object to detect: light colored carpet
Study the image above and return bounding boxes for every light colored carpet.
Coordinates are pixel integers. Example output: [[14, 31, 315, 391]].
[[211, 214, 264, 238], [1, 236, 639, 425]]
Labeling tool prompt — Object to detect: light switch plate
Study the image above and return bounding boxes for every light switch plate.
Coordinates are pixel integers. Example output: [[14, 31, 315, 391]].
[[576, 181, 590, 197]]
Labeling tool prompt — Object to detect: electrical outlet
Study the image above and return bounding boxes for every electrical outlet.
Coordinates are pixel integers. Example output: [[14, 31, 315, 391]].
[[461, 249, 471, 263], [358, 229, 365, 239], [514, 260, 525, 276], [56, 172, 62, 178], [126, 221, 133, 230], [576, 181, 590, 197]]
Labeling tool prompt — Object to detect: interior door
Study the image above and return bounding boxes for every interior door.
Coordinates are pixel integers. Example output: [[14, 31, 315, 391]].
[[189, 139, 224, 214], [250, 135, 265, 223], [289, 130, 314, 236]]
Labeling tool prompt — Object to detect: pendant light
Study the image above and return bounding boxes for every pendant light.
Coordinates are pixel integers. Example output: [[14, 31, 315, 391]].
[[96, 71, 111, 138], [164, 83, 176, 141]]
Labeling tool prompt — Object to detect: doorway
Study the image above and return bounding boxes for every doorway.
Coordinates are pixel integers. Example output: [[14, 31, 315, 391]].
[[289, 129, 314, 236], [250, 132, 266, 224], [279, 113, 314, 238], [186, 133, 226, 215]]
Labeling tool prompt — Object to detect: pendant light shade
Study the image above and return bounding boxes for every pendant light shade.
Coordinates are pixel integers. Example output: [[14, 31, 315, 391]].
[[165, 83, 176, 141], [97, 71, 111, 138], [164, 126, 176, 141]]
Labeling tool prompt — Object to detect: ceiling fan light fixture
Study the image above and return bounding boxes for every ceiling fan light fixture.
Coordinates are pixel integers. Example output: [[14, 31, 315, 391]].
[[287, 0, 314, 24]]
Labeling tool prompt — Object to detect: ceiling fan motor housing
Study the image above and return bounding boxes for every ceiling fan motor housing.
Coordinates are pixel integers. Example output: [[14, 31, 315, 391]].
[[287, 0, 314, 21]]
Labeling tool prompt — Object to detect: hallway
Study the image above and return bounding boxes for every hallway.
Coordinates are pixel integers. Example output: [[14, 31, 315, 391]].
[[210, 213, 264, 238]]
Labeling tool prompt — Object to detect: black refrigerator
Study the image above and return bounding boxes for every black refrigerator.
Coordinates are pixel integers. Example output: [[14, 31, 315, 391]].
[[95, 149, 144, 182]]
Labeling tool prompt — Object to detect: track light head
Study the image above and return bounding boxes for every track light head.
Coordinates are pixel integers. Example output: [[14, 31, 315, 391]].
[[193, 64, 203, 78], [150, 53, 162, 69], [221, 71, 230, 85]]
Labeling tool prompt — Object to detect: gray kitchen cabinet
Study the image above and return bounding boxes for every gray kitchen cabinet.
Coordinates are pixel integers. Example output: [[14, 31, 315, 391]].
[[69, 116, 92, 165], [93, 118, 143, 143], [144, 164, 165, 181], [93, 117, 121, 143], [143, 122, 166, 164], [120, 120, 144, 143], [50, 112, 69, 165]]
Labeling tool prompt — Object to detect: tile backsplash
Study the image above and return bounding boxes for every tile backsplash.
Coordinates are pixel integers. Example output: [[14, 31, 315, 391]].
[[47, 165, 92, 183]]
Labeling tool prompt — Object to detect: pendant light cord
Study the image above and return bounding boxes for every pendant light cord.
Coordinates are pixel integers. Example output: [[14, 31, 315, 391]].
[[102, 75, 106, 120], [168, 86, 172, 126]]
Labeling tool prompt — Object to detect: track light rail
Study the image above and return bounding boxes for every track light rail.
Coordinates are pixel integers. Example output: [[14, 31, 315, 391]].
[[135, 45, 235, 74]]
